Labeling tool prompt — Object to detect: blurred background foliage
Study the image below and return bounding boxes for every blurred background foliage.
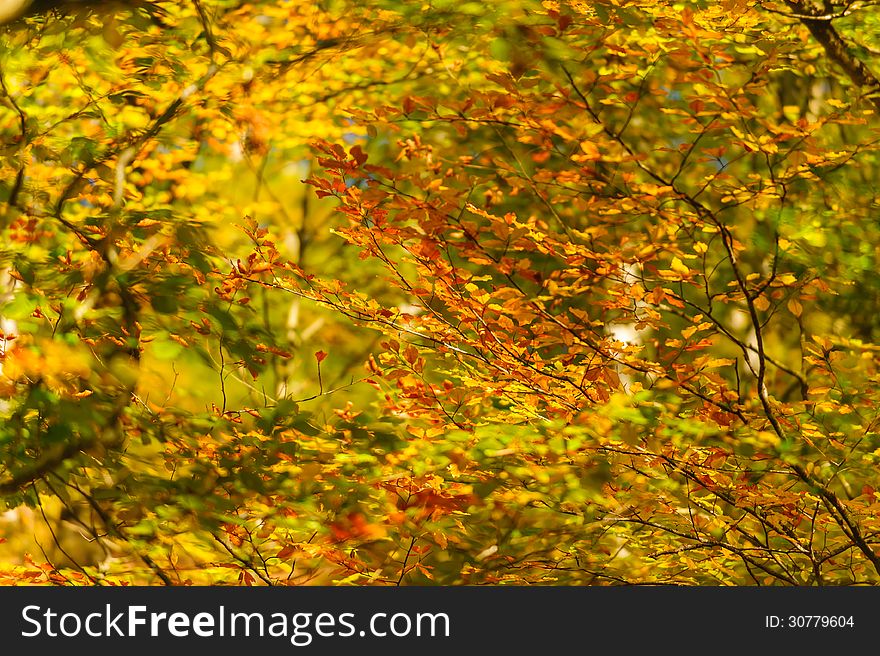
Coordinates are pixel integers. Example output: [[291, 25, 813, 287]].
[[0, 0, 878, 585]]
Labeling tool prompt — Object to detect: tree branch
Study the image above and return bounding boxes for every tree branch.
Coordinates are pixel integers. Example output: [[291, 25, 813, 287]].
[[784, 0, 880, 112]]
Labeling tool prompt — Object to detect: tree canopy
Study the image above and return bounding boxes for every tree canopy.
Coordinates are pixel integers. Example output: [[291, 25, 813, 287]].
[[1, 0, 880, 585]]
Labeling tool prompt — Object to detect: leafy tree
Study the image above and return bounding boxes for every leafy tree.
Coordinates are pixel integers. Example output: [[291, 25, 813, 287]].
[[1, 0, 880, 585]]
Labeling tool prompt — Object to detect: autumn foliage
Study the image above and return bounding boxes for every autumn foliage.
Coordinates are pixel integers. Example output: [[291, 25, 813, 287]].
[[1, 0, 880, 585]]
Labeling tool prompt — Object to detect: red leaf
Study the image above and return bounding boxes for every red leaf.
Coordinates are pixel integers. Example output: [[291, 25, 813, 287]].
[[315, 350, 327, 363]]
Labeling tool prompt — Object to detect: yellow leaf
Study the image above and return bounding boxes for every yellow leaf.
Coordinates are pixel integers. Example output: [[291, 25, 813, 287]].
[[787, 297, 803, 317], [754, 295, 770, 311], [579, 141, 601, 160], [670, 257, 690, 275], [756, 431, 780, 447]]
